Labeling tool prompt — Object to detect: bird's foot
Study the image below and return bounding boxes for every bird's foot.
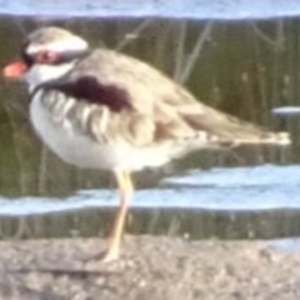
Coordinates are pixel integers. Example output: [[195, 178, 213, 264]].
[[84, 248, 120, 263], [101, 249, 120, 262]]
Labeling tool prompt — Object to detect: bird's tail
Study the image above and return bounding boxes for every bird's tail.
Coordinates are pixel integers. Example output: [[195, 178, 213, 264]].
[[182, 105, 290, 148]]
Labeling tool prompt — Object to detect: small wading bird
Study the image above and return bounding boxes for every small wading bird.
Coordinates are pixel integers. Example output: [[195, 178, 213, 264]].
[[3, 27, 290, 261]]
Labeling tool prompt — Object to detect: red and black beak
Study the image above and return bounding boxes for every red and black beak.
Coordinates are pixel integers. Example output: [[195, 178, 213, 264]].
[[3, 61, 28, 79]]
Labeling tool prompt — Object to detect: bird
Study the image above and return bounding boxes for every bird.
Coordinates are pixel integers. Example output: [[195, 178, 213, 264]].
[[3, 26, 290, 261]]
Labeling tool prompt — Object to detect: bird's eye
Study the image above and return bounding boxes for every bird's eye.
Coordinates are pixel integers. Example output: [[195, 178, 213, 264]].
[[35, 51, 58, 64]]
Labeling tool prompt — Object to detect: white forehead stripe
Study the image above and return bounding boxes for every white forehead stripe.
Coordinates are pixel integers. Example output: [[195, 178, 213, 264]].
[[27, 37, 88, 54]]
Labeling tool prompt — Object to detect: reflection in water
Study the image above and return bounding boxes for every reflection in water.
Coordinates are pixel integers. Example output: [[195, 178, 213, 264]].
[[0, 165, 299, 240], [0, 16, 299, 241], [0, 204, 300, 241], [0, 165, 300, 216]]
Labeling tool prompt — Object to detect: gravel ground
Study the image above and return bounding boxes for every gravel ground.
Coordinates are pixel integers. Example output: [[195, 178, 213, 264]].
[[0, 236, 299, 300]]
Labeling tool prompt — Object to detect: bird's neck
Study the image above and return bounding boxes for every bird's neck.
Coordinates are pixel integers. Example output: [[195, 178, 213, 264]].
[[26, 61, 76, 93]]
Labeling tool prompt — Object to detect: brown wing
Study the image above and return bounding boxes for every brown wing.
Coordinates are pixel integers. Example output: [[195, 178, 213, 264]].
[[46, 48, 289, 148]]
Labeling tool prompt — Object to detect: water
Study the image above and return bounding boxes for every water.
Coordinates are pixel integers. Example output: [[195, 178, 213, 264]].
[[0, 0, 300, 20], [0, 4, 300, 241], [1, 165, 300, 216], [0, 164, 299, 240]]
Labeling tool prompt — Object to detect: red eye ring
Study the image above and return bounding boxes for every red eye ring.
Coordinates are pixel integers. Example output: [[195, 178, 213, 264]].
[[35, 51, 58, 64]]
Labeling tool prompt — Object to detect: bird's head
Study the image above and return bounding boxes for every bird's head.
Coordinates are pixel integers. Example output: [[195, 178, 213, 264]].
[[3, 27, 89, 91]]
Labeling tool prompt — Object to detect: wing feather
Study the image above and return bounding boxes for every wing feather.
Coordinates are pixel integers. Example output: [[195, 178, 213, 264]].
[[38, 48, 289, 148]]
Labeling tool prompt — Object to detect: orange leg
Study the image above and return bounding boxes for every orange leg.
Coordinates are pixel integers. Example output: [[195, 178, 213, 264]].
[[102, 169, 133, 262]]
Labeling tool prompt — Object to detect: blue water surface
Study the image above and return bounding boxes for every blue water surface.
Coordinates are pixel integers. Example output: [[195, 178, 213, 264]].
[[0, 165, 299, 216], [0, 0, 300, 20]]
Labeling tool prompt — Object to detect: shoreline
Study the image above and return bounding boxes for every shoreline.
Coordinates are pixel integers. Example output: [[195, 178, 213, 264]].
[[0, 235, 299, 299]]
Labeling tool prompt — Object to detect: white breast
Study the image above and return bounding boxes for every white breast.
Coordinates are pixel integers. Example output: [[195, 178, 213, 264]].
[[29, 91, 172, 171]]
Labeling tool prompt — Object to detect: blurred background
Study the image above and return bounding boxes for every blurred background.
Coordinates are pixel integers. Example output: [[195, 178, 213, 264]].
[[0, 2, 300, 243]]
